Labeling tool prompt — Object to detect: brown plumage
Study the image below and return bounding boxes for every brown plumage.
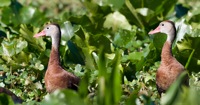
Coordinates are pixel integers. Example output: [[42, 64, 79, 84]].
[[149, 21, 189, 96], [0, 87, 23, 104], [34, 23, 80, 93]]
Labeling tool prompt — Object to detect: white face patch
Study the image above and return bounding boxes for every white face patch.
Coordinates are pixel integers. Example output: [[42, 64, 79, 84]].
[[159, 21, 175, 43]]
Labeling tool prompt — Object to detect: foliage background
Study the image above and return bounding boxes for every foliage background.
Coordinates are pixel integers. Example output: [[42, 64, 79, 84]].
[[0, 0, 200, 105]]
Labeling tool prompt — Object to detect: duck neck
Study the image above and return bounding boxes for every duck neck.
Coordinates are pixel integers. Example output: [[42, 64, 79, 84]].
[[161, 27, 176, 65], [48, 35, 61, 66], [161, 41, 173, 65], [48, 46, 61, 66]]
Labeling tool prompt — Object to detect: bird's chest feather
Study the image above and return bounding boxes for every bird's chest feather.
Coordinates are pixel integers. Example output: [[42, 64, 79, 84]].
[[44, 69, 68, 92], [156, 61, 184, 90]]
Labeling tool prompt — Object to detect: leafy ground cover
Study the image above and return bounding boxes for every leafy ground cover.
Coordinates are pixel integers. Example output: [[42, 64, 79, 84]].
[[0, 0, 200, 105]]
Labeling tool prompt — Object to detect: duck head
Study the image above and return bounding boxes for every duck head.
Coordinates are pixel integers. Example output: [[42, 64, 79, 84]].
[[149, 21, 176, 42], [34, 23, 61, 48], [34, 24, 61, 38]]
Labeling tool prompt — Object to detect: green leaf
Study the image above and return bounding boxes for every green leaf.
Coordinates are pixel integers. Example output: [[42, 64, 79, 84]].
[[64, 40, 85, 65], [113, 28, 136, 48], [72, 26, 96, 69], [0, 0, 11, 7], [136, 8, 154, 17], [19, 6, 37, 24], [42, 90, 86, 105], [1, 40, 16, 57], [16, 39, 28, 54], [1, 0, 22, 25], [82, 0, 99, 15], [152, 33, 167, 50], [129, 52, 143, 61], [90, 34, 112, 53], [19, 24, 46, 51], [104, 11, 131, 31], [34, 62, 44, 71], [108, 0, 125, 10], [175, 19, 191, 42], [97, 48, 122, 105], [62, 21, 74, 41], [176, 34, 200, 72], [1, 7, 13, 25], [0, 93, 14, 105]]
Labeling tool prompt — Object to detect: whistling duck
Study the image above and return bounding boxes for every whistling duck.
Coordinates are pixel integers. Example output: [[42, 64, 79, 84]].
[[149, 21, 188, 95], [0, 87, 23, 104], [34, 23, 80, 93]]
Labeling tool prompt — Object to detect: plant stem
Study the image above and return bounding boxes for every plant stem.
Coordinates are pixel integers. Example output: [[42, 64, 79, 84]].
[[125, 0, 144, 30], [185, 49, 195, 69]]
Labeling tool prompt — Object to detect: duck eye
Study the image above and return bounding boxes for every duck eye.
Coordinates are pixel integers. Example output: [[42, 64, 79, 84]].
[[47, 27, 49, 29], [161, 24, 164, 26]]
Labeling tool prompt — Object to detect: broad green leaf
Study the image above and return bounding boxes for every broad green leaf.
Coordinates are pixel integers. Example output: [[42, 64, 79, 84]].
[[104, 11, 131, 31], [177, 34, 200, 59], [113, 28, 136, 48], [16, 39, 28, 54], [62, 21, 74, 41], [122, 52, 143, 63], [129, 52, 142, 62], [108, 0, 125, 10], [20, 7, 36, 24], [1, 40, 16, 57], [186, 4, 200, 24], [0, 0, 11, 7], [176, 19, 191, 42], [177, 36, 192, 51], [152, 33, 167, 50], [176, 34, 200, 72], [1, 7, 13, 25], [1, 0, 22, 25]]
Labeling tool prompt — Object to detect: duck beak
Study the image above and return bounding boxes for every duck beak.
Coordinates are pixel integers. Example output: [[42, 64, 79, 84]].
[[148, 26, 160, 35], [34, 30, 46, 38]]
